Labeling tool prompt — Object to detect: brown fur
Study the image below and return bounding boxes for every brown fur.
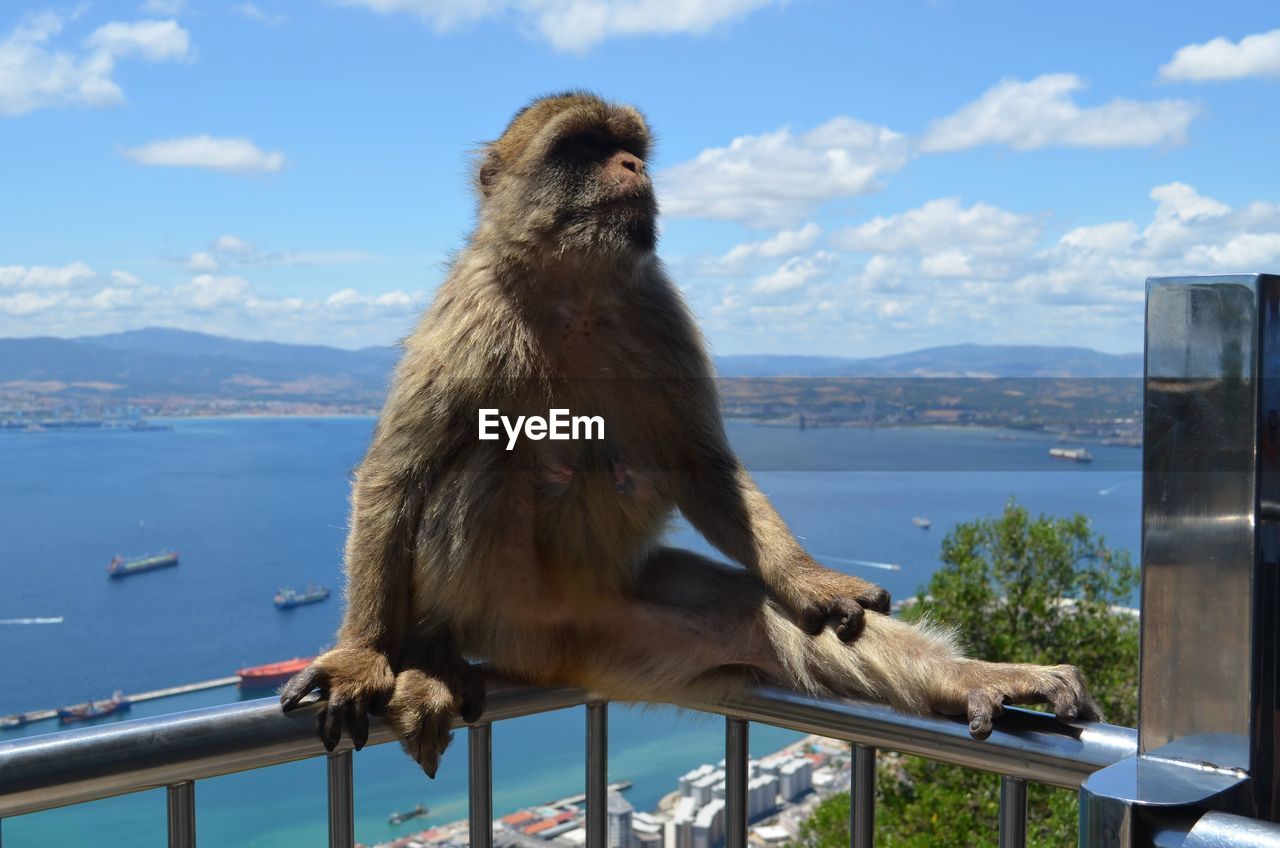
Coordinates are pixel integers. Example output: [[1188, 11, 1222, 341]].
[[280, 92, 1102, 775]]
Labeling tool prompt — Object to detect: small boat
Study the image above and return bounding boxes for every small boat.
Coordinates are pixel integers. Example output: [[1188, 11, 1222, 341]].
[[912, 517, 931, 529], [237, 657, 315, 690], [108, 551, 179, 578], [274, 584, 331, 610], [1049, 447, 1093, 464], [0, 714, 29, 729], [390, 804, 429, 826], [58, 692, 130, 724]]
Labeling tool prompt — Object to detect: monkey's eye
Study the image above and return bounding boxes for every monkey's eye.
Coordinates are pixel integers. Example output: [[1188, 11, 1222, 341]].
[[561, 130, 612, 158]]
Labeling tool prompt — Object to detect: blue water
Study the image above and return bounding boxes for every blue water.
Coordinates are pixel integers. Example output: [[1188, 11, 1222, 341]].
[[0, 419, 1141, 846]]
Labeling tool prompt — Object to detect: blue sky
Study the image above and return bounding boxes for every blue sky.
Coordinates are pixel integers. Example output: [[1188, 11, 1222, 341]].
[[1, 1, 1278, 355]]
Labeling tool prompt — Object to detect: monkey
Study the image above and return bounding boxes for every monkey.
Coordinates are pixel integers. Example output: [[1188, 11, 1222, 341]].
[[280, 92, 1102, 777]]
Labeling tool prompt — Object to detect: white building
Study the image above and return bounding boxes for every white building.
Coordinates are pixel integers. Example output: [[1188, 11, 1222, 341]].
[[747, 774, 779, 819], [691, 799, 725, 848], [632, 811, 665, 848], [666, 796, 698, 848], [777, 758, 813, 801], [607, 791, 635, 848], [688, 771, 723, 807], [678, 765, 715, 797]]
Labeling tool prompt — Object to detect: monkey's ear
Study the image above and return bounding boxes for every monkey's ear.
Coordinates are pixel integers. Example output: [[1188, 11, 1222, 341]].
[[478, 150, 501, 198]]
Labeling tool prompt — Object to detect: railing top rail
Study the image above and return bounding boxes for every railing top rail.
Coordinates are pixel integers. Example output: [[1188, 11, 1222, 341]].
[[0, 678, 1137, 819]]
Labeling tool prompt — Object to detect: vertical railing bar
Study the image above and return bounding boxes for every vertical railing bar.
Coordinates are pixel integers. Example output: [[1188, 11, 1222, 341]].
[[998, 775, 1027, 848], [469, 723, 494, 848], [851, 744, 875, 848], [725, 717, 749, 848], [586, 702, 608, 848], [327, 752, 353, 848], [166, 780, 196, 848]]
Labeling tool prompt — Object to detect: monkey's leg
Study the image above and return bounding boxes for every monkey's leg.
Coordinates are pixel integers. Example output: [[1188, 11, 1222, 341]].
[[381, 629, 486, 778], [675, 461, 890, 640], [562, 548, 1101, 739]]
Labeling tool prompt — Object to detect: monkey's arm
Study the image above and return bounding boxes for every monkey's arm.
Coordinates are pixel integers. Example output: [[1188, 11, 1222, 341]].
[[279, 365, 477, 750], [674, 429, 890, 640]]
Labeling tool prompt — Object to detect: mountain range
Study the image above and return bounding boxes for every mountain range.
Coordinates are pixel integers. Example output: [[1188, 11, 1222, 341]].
[[0, 328, 1142, 404]]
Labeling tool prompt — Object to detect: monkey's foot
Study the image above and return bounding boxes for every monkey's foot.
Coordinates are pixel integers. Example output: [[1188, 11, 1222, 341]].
[[384, 668, 475, 778], [785, 565, 892, 642], [278, 644, 395, 752], [937, 660, 1104, 740]]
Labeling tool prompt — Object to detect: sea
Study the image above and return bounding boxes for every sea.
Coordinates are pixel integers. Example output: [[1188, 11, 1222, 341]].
[[0, 418, 1142, 847]]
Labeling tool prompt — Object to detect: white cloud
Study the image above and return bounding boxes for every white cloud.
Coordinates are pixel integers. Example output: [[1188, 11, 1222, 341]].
[[0, 12, 192, 116], [0, 262, 96, 289], [1161, 29, 1280, 82], [661, 118, 910, 227], [693, 183, 1280, 353], [919, 250, 972, 278], [338, 0, 780, 53], [183, 235, 371, 270], [751, 252, 834, 294], [186, 251, 220, 272], [0, 261, 426, 346], [84, 20, 190, 61], [920, 74, 1199, 152], [122, 136, 286, 173], [703, 223, 822, 274], [833, 197, 1039, 260], [326, 288, 416, 310], [235, 4, 287, 26], [140, 0, 189, 13]]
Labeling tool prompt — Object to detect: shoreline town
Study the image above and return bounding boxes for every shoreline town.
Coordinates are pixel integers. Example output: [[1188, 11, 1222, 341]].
[[361, 734, 849, 848]]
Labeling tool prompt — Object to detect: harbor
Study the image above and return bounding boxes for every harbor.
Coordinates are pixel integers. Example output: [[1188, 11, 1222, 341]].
[[1, 676, 240, 727]]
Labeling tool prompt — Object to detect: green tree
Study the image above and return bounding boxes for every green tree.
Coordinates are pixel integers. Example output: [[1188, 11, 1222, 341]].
[[795, 500, 1139, 848]]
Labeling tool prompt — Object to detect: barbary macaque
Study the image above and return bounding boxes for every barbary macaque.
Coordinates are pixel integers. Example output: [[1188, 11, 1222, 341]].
[[281, 92, 1101, 776]]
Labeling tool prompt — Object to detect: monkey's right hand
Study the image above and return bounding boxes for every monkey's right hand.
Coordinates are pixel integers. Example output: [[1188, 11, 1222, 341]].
[[783, 563, 892, 642], [278, 644, 396, 752]]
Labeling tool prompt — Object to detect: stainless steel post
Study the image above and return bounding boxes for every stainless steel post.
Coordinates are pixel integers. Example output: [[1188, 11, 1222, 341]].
[[724, 718, 748, 848], [167, 781, 196, 848], [1080, 274, 1280, 845], [327, 752, 353, 848], [851, 745, 875, 848], [998, 776, 1026, 848], [469, 724, 493, 848], [586, 703, 607, 848]]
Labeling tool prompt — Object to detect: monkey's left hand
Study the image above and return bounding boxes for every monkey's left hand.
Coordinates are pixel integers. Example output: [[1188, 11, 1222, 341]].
[[278, 644, 396, 752], [783, 563, 892, 642]]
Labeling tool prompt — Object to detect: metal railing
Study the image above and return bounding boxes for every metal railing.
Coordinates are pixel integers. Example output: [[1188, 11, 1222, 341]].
[[0, 674, 1143, 848]]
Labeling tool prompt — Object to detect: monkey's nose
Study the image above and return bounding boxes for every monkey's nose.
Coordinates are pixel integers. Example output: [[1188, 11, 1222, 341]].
[[608, 151, 646, 180]]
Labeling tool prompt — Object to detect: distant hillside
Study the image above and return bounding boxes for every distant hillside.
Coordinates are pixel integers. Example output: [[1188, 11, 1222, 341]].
[[716, 344, 1142, 378], [0, 329, 397, 402], [0, 329, 1141, 405]]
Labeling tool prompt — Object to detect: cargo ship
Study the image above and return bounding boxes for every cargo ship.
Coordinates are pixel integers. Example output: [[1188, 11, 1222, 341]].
[[1049, 447, 1094, 464], [58, 692, 130, 724], [389, 804, 430, 826], [107, 551, 179, 578], [237, 657, 314, 690], [274, 584, 331, 610]]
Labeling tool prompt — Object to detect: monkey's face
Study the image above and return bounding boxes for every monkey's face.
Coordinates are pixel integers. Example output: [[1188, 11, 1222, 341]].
[[479, 94, 658, 259]]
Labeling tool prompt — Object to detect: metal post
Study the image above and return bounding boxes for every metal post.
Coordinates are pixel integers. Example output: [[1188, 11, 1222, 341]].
[[1080, 274, 1280, 844], [851, 745, 875, 848], [166, 780, 195, 848], [327, 752, 353, 848], [725, 718, 748, 848], [998, 776, 1026, 848], [469, 724, 493, 848], [586, 702, 608, 848]]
